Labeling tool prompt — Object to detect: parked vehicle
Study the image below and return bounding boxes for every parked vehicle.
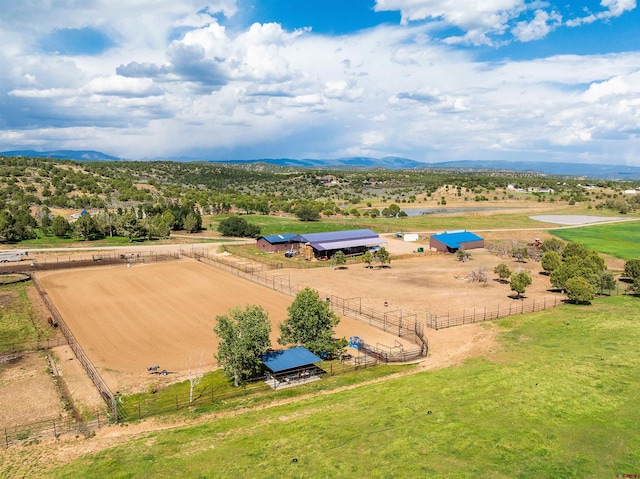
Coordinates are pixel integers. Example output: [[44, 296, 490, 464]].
[[0, 250, 28, 263]]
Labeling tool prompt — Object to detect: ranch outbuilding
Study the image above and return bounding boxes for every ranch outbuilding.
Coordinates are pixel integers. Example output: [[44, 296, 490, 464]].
[[261, 347, 324, 389], [256, 233, 296, 253], [291, 229, 385, 260], [429, 230, 484, 253]]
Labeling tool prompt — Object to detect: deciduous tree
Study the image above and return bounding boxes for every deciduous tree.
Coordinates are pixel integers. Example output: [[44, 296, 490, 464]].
[[51, 215, 72, 237], [510, 270, 532, 299], [363, 250, 374, 269], [279, 287, 341, 358], [493, 263, 511, 283], [332, 250, 346, 269], [376, 247, 391, 267], [214, 305, 271, 387], [217, 216, 260, 237], [624, 258, 640, 282], [294, 202, 321, 222], [74, 213, 97, 240]]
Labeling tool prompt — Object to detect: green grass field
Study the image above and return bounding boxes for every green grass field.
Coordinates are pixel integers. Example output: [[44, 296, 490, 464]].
[[119, 361, 412, 421], [38, 295, 640, 479], [0, 282, 41, 349], [207, 211, 557, 237], [551, 221, 640, 260]]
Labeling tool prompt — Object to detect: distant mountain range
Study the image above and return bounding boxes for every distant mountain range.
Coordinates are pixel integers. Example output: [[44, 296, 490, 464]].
[[0, 149, 121, 161], [221, 157, 640, 180], [2, 149, 639, 180]]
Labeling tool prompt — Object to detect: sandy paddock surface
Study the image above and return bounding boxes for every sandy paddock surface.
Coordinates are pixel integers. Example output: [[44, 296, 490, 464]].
[[281, 248, 556, 321], [36, 259, 414, 394], [0, 352, 63, 428]]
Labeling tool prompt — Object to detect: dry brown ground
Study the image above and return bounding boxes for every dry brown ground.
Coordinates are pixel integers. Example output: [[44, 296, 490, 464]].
[[0, 352, 63, 428], [281, 248, 556, 321]]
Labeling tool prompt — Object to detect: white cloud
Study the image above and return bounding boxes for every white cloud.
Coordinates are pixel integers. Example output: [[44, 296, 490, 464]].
[[566, 0, 636, 26], [582, 71, 640, 102], [0, 1, 639, 165], [374, 0, 528, 45], [85, 76, 163, 97], [512, 9, 562, 42]]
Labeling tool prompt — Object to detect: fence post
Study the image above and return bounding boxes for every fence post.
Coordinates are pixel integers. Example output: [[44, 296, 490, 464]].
[[176, 396, 179, 410], [53, 419, 57, 437], [138, 403, 142, 420], [5, 428, 8, 448]]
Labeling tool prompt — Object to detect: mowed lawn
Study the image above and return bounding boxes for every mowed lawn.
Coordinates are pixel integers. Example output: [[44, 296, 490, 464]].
[[42, 295, 640, 479], [551, 221, 640, 260]]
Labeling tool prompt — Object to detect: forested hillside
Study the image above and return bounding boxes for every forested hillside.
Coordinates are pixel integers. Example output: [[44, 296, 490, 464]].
[[1, 155, 638, 244]]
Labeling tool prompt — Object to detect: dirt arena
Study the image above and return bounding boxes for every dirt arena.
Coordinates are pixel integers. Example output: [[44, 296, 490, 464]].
[[36, 259, 414, 395], [281, 247, 556, 320]]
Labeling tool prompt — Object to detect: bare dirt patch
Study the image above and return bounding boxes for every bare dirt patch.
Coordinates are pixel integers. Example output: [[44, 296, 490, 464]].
[[281, 249, 557, 321], [0, 352, 64, 428]]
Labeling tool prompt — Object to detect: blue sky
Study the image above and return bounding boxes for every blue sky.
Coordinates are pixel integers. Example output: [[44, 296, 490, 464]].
[[1, 1, 639, 165]]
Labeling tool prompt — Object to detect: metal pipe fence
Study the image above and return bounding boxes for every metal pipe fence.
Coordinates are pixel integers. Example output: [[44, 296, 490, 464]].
[[30, 274, 124, 421], [118, 359, 376, 423], [3, 412, 106, 448], [426, 295, 563, 329], [185, 249, 429, 359], [0, 250, 181, 274], [0, 336, 66, 354]]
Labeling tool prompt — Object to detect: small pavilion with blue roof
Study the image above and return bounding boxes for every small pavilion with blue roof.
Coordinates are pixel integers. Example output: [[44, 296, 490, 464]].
[[261, 347, 324, 389]]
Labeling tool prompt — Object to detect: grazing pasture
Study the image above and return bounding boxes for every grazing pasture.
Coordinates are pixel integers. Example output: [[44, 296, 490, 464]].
[[551, 221, 640, 260], [39, 295, 640, 479]]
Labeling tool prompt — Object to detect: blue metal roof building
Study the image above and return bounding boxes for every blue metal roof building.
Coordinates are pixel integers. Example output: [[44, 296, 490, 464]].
[[291, 229, 378, 244], [256, 233, 297, 253], [261, 347, 321, 373], [430, 230, 484, 252], [291, 229, 384, 259], [258, 233, 296, 244]]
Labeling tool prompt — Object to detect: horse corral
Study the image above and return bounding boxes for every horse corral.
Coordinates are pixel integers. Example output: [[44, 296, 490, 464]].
[[36, 259, 412, 394]]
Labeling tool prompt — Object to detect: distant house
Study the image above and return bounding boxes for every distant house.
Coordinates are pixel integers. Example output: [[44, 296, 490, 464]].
[[256, 233, 296, 253], [429, 230, 484, 253]]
